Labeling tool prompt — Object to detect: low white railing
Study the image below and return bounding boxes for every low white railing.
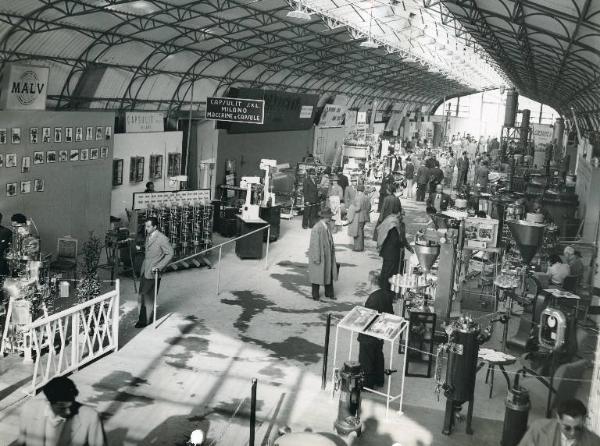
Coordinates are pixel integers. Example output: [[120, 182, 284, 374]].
[[25, 281, 120, 393]]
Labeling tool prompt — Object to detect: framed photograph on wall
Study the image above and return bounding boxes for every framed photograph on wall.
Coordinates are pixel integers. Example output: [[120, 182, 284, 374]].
[[129, 156, 145, 182], [95, 126, 103, 140], [65, 127, 73, 143], [0, 154, 3, 167], [59, 150, 68, 162], [47, 151, 57, 163], [21, 156, 31, 173], [100, 147, 109, 159], [86, 126, 93, 141], [105, 126, 112, 140], [150, 155, 163, 179], [34, 179, 44, 192], [90, 148, 99, 160], [80, 148, 89, 161], [75, 127, 83, 142], [113, 159, 123, 186], [42, 127, 51, 143], [54, 127, 62, 143], [6, 153, 17, 168], [70, 149, 79, 161], [0, 129, 7, 144], [29, 128, 39, 144], [33, 151, 44, 165], [11, 128, 21, 144], [167, 152, 181, 177], [20, 181, 31, 194], [6, 183, 17, 197]]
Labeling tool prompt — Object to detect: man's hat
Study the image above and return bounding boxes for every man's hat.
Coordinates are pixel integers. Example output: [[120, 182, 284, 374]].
[[319, 207, 334, 218]]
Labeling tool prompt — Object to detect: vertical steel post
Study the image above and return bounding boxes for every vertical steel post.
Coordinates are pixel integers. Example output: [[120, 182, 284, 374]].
[[113, 280, 120, 351], [322, 313, 332, 390], [153, 270, 158, 329], [250, 378, 257, 446], [216, 246, 222, 296], [265, 225, 271, 269]]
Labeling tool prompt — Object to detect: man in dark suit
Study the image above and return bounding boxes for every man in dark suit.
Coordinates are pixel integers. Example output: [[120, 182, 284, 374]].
[[427, 183, 453, 212], [0, 212, 12, 279], [302, 169, 319, 229], [336, 167, 349, 195], [415, 161, 430, 202], [456, 151, 470, 188], [136, 217, 174, 327]]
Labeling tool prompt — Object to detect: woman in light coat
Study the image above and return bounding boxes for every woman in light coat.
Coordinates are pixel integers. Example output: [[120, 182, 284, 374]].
[[347, 184, 371, 251]]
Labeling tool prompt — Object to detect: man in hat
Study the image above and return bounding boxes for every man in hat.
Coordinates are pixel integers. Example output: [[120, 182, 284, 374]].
[[302, 168, 319, 229], [308, 207, 338, 300]]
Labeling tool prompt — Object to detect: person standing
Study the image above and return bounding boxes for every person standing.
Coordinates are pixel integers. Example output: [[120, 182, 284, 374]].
[[404, 157, 415, 199], [318, 167, 331, 202], [347, 184, 371, 251], [144, 181, 155, 193], [445, 153, 455, 188], [336, 167, 349, 196], [518, 399, 599, 446], [474, 159, 490, 190], [375, 196, 412, 292], [457, 151, 470, 189], [136, 217, 174, 328], [358, 272, 394, 388], [329, 177, 343, 233], [415, 160, 430, 202], [18, 376, 107, 446], [302, 168, 319, 229], [308, 208, 338, 300], [429, 160, 444, 193]]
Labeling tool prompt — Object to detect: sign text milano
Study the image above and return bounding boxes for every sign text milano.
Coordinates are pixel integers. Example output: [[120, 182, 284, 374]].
[[206, 97, 264, 124]]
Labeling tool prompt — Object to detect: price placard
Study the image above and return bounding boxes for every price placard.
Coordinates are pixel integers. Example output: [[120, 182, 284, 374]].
[[132, 189, 211, 210]]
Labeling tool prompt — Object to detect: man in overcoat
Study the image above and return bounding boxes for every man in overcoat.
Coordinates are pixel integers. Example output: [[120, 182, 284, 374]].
[[302, 168, 319, 229], [308, 208, 338, 300]]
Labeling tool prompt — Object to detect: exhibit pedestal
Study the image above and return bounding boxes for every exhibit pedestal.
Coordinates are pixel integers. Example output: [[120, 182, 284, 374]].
[[235, 215, 267, 259], [259, 205, 281, 242]]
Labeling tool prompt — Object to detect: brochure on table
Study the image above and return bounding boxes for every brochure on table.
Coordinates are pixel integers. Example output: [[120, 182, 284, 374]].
[[338, 306, 407, 341]]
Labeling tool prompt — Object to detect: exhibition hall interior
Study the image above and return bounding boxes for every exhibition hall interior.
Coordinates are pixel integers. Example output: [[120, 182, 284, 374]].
[[1, 0, 600, 445]]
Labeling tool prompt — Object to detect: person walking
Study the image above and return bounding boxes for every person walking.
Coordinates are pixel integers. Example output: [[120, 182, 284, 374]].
[[404, 157, 415, 199], [374, 196, 412, 292], [302, 168, 319, 229], [347, 184, 371, 251], [415, 160, 430, 202], [136, 217, 174, 328], [308, 208, 338, 300], [429, 160, 444, 193], [457, 151, 470, 189], [18, 376, 107, 446]]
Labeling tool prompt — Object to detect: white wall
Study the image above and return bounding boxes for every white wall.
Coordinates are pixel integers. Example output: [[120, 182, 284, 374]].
[[111, 131, 183, 221], [313, 126, 346, 165]]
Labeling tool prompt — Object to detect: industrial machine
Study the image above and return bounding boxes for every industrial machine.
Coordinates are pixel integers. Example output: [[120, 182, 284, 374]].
[[539, 306, 568, 351], [240, 176, 261, 220], [259, 158, 277, 206], [501, 373, 531, 446], [435, 316, 491, 435], [333, 361, 363, 437]]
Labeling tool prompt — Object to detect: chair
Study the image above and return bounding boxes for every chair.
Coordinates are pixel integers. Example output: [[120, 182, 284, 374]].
[[49, 237, 78, 281]]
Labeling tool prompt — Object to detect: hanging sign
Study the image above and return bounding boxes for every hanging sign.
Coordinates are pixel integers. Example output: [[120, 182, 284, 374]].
[[357, 111, 367, 124], [206, 96, 264, 124], [125, 112, 164, 133], [319, 104, 346, 127], [531, 123, 554, 145], [0, 64, 49, 110], [132, 189, 211, 210]]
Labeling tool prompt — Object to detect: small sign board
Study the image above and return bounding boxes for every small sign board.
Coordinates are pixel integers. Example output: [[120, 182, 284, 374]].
[[0, 64, 49, 110], [133, 189, 211, 210], [206, 97, 264, 124], [125, 112, 164, 133]]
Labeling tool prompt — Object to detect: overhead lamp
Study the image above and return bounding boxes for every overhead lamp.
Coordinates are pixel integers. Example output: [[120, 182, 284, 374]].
[[360, 39, 379, 48], [286, 9, 312, 20]]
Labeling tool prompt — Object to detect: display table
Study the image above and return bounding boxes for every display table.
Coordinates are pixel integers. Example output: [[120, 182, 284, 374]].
[[259, 205, 281, 242], [235, 215, 267, 259], [476, 348, 516, 398]]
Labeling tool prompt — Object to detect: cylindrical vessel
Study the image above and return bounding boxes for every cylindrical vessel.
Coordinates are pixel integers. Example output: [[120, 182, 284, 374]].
[[445, 329, 480, 402], [552, 118, 565, 159], [501, 385, 530, 446], [504, 88, 518, 127], [334, 361, 363, 436]]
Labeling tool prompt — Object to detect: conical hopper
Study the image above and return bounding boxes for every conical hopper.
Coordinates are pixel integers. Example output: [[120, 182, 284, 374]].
[[414, 244, 440, 272], [509, 221, 545, 265]]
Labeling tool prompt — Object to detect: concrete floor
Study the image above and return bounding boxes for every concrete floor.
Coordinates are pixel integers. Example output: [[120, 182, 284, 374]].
[[0, 197, 594, 445]]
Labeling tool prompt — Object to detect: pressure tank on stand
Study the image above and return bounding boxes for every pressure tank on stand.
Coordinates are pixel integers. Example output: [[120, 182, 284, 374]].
[[504, 88, 518, 127]]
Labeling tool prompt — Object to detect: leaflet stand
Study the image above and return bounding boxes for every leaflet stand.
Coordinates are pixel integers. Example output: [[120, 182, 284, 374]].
[[330, 306, 410, 417]]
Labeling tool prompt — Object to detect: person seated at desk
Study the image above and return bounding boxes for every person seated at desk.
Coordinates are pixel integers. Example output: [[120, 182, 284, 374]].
[[518, 398, 599, 446], [532, 199, 553, 223], [144, 181, 155, 193], [426, 183, 453, 212], [547, 254, 570, 286]]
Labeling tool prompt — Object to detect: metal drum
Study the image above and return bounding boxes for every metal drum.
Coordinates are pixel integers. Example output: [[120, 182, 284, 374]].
[[478, 193, 492, 215]]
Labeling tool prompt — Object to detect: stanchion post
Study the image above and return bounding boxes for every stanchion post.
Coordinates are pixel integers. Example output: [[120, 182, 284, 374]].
[[217, 246, 222, 296], [250, 378, 257, 446], [113, 280, 120, 351], [153, 270, 158, 329], [265, 225, 271, 270], [322, 313, 332, 390]]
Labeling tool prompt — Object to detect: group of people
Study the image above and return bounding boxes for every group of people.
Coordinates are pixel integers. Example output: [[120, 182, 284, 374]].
[[545, 245, 585, 287]]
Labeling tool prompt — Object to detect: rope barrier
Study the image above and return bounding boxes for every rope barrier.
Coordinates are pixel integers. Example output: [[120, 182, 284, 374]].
[[208, 396, 247, 446]]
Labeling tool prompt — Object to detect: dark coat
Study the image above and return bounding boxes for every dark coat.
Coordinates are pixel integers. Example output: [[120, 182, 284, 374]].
[[337, 173, 349, 194], [308, 221, 338, 285], [302, 177, 319, 204], [427, 192, 453, 212], [457, 157, 469, 176], [404, 162, 415, 179], [0, 225, 12, 276], [416, 165, 430, 185], [518, 418, 600, 446]]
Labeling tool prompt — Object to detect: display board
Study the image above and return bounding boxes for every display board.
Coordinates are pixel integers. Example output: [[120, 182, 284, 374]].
[[125, 112, 164, 133], [206, 97, 264, 124], [0, 110, 114, 254], [0, 63, 49, 110], [132, 189, 211, 210], [318, 104, 346, 128], [338, 305, 406, 341]]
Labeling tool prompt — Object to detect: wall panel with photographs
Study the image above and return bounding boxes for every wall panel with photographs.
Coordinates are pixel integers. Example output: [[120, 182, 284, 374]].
[[0, 110, 114, 255]]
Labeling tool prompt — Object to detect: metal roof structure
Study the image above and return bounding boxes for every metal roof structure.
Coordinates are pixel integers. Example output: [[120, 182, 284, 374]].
[[0, 0, 598, 129], [0, 0, 504, 115], [439, 0, 600, 131]]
